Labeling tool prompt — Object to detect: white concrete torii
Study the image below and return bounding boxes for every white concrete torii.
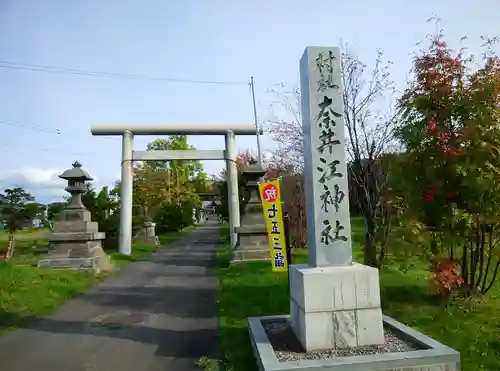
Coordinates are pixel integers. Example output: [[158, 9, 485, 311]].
[[90, 123, 259, 255]]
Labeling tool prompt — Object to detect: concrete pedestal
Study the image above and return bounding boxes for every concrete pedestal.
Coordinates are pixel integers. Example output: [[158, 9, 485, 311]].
[[38, 209, 113, 273], [289, 263, 384, 351], [233, 224, 270, 262]]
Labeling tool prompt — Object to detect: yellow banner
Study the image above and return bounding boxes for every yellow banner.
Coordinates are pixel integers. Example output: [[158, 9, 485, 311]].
[[259, 179, 289, 272]]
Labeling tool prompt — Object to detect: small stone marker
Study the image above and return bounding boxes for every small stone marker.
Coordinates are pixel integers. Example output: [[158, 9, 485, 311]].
[[289, 46, 385, 351]]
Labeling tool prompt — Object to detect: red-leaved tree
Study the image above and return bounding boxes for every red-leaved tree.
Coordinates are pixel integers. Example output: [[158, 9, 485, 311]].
[[397, 29, 500, 296]]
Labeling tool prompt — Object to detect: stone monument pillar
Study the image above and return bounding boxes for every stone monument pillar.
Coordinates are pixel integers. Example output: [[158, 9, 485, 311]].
[[232, 161, 270, 262], [38, 161, 113, 273], [289, 47, 384, 350]]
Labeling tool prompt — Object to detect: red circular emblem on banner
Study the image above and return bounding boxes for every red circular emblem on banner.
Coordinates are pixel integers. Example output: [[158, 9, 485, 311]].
[[262, 183, 278, 202]]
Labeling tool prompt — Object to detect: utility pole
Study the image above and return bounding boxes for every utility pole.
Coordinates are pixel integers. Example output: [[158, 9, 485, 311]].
[[250, 76, 263, 166]]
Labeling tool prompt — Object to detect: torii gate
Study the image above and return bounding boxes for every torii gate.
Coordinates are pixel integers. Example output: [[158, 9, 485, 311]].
[[90, 123, 259, 255]]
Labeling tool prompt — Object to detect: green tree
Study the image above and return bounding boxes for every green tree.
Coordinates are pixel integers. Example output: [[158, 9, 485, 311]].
[[23, 202, 41, 220], [47, 202, 66, 221], [81, 184, 118, 221], [132, 136, 208, 231], [0, 187, 35, 260]]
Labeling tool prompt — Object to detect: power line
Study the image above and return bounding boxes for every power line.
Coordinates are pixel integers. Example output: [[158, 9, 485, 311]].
[[0, 60, 249, 86], [0, 117, 121, 155], [0, 119, 61, 134], [0, 118, 120, 142]]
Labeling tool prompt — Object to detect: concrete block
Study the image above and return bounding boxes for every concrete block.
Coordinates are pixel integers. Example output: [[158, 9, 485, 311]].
[[302, 310, 335, 350], [357, 308, 385, 346], [334, 310, 357, 348], [289, 263, 384, 350], [354, 264, 381, 309], [289, 263, 380, 313]]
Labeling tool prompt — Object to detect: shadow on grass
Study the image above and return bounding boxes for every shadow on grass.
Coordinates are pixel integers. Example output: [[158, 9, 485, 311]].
[[0, 311, 35, 333], [381, 284, 440, 307]]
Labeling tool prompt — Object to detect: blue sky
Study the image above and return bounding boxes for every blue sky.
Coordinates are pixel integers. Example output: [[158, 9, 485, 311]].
[[0, 0, 498, 203]]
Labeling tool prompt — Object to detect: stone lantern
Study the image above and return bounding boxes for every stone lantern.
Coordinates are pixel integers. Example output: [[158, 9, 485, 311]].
[[60, 161, 93, 209], [232, 160, 270, 262], [38, 161, 113, 273]]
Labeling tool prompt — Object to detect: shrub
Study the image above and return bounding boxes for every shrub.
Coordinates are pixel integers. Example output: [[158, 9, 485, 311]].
[[155, 199, 198, 233], [429, 257, 464, 297]]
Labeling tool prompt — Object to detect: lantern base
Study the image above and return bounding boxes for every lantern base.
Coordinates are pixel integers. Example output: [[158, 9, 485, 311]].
[[39, 208, 113, 273], [232, 225, 270, 263]]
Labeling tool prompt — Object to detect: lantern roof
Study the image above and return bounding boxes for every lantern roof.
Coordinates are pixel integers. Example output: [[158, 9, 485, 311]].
[[59, 161, 94, 181]]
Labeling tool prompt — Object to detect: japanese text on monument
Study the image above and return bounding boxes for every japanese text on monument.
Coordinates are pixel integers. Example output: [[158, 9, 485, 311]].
[[315, 51, 347, 246]]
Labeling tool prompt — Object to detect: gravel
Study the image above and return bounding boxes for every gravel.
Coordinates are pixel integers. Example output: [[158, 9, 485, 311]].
[[263, 318, 424, 362]]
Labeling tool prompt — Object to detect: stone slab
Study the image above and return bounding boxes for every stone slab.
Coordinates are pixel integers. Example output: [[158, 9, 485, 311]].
[[232, 227, 270, 263], [38, 257, 96, 270], [235, 224, 268, 234], [60, 209, 92, 222], [248, 314, 460, 371], [231, 249, 270, 262], [48, 231, 106, 242], [53, 220, 98, 233]]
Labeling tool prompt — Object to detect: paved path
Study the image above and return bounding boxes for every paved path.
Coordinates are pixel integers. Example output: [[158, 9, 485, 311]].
[[0, 221, 222, 371]]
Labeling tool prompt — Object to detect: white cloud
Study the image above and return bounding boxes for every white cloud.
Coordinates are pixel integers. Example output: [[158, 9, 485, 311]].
[[0, 167, 108, 204]]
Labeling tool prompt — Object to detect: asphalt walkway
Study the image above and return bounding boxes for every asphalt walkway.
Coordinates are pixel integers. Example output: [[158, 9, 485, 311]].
[[0, 220, 222, 371]]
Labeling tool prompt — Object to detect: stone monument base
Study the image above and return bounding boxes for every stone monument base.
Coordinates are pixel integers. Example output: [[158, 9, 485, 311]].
[[38, 233, 113, 273], [248, 315, 460, 371], [289, 263, 384, 351], [232, 225, 270, 263]]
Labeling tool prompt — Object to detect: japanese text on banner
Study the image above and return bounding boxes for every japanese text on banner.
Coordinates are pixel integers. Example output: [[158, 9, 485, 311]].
[[259, 179, 288, 272]]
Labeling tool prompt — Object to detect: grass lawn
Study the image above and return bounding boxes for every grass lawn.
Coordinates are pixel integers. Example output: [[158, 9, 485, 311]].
[[216, 219, 500, 371], [0, 224, 195, 333]]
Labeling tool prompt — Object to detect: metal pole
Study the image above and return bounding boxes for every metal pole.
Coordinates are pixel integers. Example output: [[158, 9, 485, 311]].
[[284, 210, 292, 298], [284, 211, 292, 266], [250, 76, 263, 166], [225, 130, 240, 248], [119, 130, 134, 255]]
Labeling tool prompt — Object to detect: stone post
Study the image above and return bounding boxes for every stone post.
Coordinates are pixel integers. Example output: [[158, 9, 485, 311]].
[[289, 47, 384, 351]]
